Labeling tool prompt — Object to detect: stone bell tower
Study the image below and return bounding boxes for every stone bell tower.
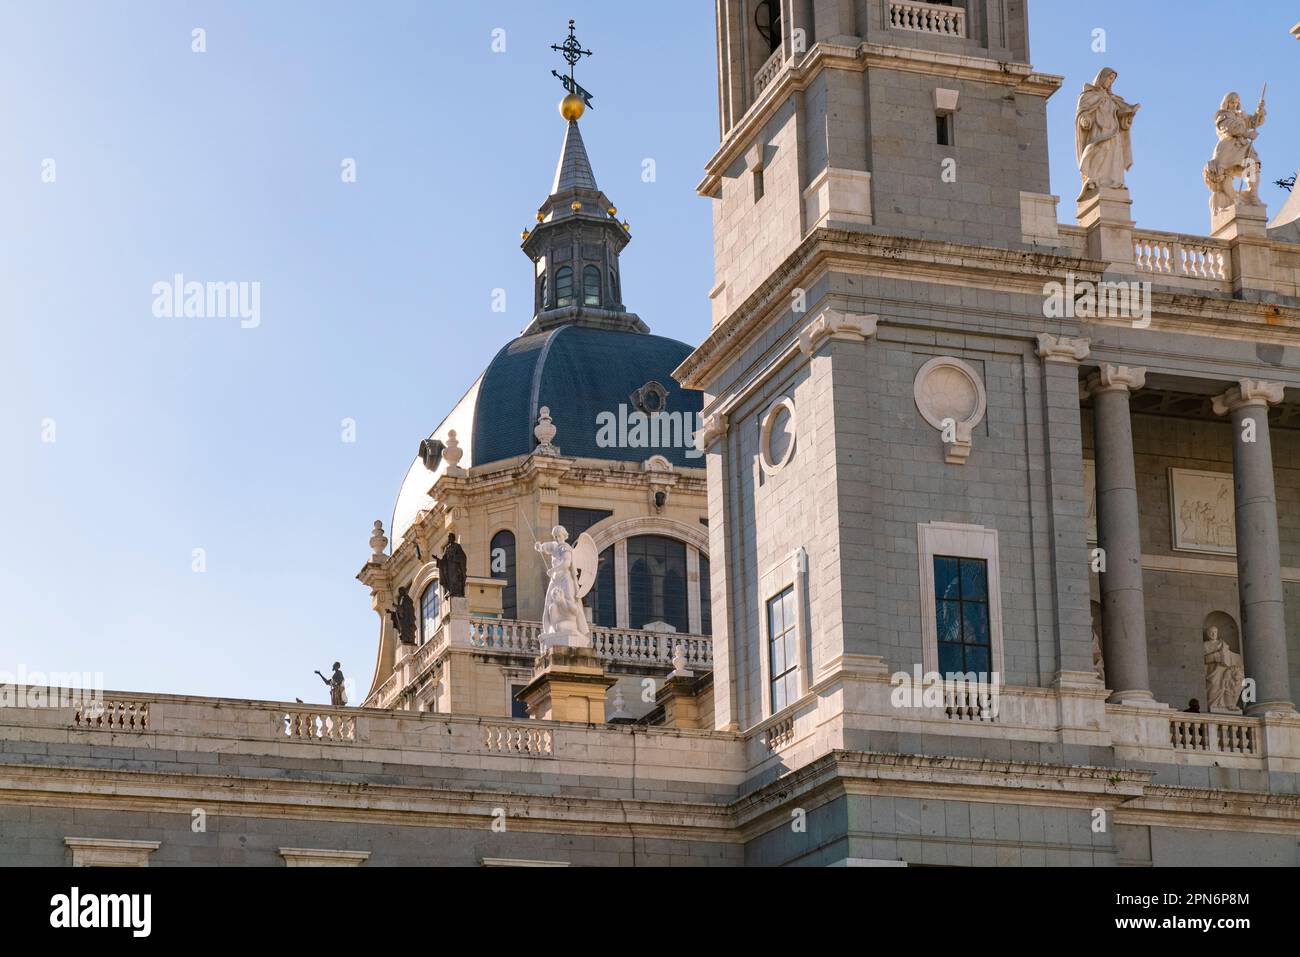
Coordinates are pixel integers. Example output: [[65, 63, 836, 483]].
[[705, 0, 1058, 322], [680, 0, 1079, 735]]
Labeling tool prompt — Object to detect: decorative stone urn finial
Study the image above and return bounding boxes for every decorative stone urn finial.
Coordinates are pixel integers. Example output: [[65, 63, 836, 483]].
[[607, 685, 631, 722], [669, 642, 694, 679], [534, 406, 561, 457], [443, 430, 466, 476], [369, 520, 388, 560]]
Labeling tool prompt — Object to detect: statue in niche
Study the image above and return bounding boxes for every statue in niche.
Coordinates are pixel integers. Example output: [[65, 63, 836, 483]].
[[436, 533, 468, 599], [1090, 601, 1106, 685], [1203, 625, 1244, 713], [1074, 67, 1140, 199], [1204, 89, 1267, 212], [315, 662, 347, 707], [1091, 624, 1106, 685], [388, 586, 417, 645]]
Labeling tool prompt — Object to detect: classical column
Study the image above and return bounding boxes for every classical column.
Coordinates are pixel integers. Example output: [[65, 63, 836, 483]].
[[1085, 364, 1154, 705], [1212, 379, 1295, 715]]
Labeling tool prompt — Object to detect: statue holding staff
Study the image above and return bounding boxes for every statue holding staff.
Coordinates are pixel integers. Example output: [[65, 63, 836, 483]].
[[1204, 87, 1266, 211]]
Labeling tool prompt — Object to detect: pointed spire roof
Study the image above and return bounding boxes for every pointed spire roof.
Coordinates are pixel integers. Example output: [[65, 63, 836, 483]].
[[551, 119, 598, 194]]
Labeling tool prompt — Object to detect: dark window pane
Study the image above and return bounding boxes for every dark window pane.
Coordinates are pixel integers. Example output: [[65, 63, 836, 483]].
[[587, 546, 616, 627], [934, 557, 960, 600], [966, 645, 991, 674], [959, 558, 988, 601], [489, 530, 516, 619], [936, 600, 962, 644], [938, 641, 963, 674], [699, 556, 711, 635], [558, 506, 613, 542], [963, 602, 991, 646], [510, 685, 529, 720]]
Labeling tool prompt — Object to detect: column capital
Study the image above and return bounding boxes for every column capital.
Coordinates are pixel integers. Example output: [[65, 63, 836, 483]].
[[1036, 333, 1090, 364], [1211, 379, 1285, 416], [1084, 364, 1146, 398], [797, 310, 879, 356]]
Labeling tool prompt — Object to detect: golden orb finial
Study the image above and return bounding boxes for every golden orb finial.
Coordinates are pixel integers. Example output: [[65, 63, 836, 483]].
[[521, 229, 530, 240], [571, 201, 583, 212], [536, 211, 545, 223], [559, 93, 586, 121]]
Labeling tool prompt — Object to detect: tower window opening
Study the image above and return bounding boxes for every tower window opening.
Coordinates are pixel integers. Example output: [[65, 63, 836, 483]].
[[555, 266, 574, 307], [753, 167, 765, 202], [755, 0, 783, 55], [936, 113, 954, 146]]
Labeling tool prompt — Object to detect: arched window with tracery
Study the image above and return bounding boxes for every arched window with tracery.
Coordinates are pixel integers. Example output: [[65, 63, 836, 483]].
[[627, 535, 688, 633]]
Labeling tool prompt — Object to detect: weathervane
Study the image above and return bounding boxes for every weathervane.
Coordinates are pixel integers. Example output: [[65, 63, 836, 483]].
[[551, 18, 595, 113]]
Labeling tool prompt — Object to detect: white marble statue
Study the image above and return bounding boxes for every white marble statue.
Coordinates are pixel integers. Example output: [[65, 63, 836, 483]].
[[1203, 625, 1244, 713], [535, 525, 598, 646], [1074, 67, 1140, 200], [1204, 90, 1266, 212]]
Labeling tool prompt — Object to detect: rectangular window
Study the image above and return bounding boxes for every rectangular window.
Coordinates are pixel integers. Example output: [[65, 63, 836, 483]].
[[936, 113, 953, 146], [767, 586, 798, 713], [933, 556, 991, 674], [753, 168, 765, 202], [510, 684, 529, 720]]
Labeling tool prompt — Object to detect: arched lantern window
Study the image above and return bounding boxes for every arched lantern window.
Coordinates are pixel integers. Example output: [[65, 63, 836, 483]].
[[583, 265, 601, 306], [555, 266, 574, 307]]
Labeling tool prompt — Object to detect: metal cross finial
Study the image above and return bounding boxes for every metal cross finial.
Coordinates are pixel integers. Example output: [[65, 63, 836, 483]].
[[551, 18, 593, 80], [550, 19, 596, 110]]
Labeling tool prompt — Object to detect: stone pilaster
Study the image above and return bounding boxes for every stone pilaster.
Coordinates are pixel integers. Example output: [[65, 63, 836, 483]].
[[1212, 379, 1295, 715], [1035, 336, 1095, 682], [1084, 364, 1155, 705]]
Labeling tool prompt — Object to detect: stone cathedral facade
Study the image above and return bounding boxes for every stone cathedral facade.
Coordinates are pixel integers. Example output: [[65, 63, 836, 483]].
[[4, 1, 1300, 867]]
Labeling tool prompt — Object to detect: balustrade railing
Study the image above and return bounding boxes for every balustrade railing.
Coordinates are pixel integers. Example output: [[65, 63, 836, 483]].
[[1169, 714, 1258, 755], [281, 710, 357, 743], [72, 700, 149, 731], [752, 46, 785, 99], [1133, 231, 1229, 281], [482, 723, 553, 755], [889, 0, 967, 37]]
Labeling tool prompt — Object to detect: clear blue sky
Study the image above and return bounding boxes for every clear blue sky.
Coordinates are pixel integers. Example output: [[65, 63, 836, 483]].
[[2, 2, 1297, 704]]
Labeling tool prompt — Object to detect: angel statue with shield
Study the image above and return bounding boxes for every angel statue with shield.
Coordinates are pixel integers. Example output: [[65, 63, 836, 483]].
[[534, 524, 599, 648]]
